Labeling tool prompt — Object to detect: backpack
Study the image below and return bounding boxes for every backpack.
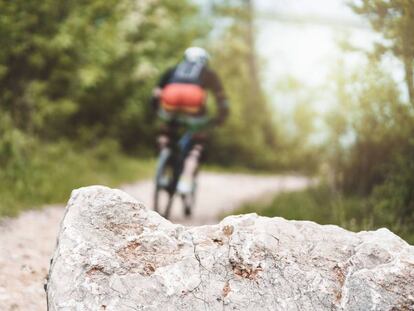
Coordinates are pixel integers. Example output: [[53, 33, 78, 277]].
[[169, 60, 205, 86]]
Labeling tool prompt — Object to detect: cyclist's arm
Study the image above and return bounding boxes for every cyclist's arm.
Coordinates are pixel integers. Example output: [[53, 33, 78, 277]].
[[150, 67, 176, 111], [205, 70, 229, 125], [158, 67, 176, 88]]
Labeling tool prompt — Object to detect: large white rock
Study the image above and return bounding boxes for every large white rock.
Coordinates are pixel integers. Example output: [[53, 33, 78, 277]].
[[46, 186, 414, 311]]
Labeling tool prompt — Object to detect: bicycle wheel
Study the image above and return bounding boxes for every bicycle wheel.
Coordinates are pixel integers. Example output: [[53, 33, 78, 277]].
[[154, 148, 175, 219], [154, 187, 174, 219]]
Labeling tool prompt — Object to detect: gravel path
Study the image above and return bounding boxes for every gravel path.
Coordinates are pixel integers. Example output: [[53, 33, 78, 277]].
[[0, 172, 310, 311]]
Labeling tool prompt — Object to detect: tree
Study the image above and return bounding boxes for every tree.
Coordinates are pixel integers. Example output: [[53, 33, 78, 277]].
[[0, 0, 205, 150], [207, 0, 279, 168], [350, 0, 414, 106]]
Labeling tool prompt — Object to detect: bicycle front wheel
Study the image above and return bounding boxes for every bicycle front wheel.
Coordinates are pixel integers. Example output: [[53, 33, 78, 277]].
[[154, 185, 174, 219], [154, 148, 175, 219]]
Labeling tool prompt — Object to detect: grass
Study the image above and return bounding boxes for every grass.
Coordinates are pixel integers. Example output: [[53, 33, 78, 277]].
[[234, 185, 376, 232], [0, 141, 155, 217], [234, 184, 414, 244]]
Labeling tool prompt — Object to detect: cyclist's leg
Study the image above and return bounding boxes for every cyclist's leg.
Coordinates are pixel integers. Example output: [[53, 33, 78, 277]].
[[181, 144, 203, 180], [177, 132, 205, 194], [178, 134, 204, 216]]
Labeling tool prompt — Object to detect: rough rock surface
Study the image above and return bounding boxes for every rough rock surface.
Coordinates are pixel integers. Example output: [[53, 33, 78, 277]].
[[47, 186, 414, 311]]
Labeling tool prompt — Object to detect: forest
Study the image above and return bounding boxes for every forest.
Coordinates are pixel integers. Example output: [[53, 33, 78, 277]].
[[0, 0, 413, 242]]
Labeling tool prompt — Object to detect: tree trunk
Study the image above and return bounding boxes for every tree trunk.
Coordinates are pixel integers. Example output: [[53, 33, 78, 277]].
[[243, 0, 276, 147], [244, 0, 260, 99], [403, 56, 414, 107]]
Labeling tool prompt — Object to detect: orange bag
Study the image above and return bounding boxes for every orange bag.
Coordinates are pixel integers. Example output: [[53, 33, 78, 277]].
[[161, 83, 206, 114]]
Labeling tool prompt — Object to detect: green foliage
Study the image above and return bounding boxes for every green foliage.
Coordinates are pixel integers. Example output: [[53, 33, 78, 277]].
[[371, 136, 414, 240], [350, 0, 414, 104], [0, 0, 205, 145], [270, 77, 322, 173], [0, 140, 155, 217], [319, 0, 414, 242], [324, 60, 414, 241], [327, 62, 412, 195]]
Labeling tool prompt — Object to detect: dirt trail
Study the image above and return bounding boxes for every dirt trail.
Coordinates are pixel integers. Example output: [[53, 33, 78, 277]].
[[0, 172, 310, 311]]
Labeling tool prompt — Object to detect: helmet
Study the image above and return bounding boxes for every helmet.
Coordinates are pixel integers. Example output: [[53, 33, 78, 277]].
[[184, 47, 210, 64]]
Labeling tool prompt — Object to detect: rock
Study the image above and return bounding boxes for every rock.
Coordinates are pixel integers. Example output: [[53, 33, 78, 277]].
[[46, 186, 414, 311]]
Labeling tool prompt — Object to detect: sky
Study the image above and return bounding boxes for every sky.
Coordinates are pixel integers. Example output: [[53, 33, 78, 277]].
[[255, 0, 375, 110]]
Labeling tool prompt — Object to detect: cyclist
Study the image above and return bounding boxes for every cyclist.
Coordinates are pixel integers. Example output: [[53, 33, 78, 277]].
[[150, 47, 229, 199]]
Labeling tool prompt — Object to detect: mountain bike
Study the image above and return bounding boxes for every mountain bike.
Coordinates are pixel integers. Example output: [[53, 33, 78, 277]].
[[153, 115, 210, 219]]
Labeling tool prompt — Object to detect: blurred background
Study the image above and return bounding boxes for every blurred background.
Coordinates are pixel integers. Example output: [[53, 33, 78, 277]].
[[0, 0, 413, 242]]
